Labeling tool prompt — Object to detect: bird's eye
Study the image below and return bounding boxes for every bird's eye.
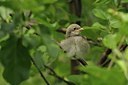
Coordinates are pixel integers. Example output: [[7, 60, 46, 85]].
[[73, 28, 77, 30]]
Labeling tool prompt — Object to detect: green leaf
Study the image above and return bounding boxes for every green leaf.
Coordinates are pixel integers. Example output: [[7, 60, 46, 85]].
[[0, 35, 31, 85], [0, 6, 13, 20], [22, 29, 41, 48], [93, 8, 110, 20], [124, 48, 128, 60], [82, 27, 101, 40], [0, 31, 9, 43], [0, 0, 21, 11], [30, 46, 47, 68], [32, 51, 44, 70], [122, 0, 128, 3], [88, 46, 104, 62], [92, 22, 106, 29], [20, 0, 45, 13], [103, 33, 121, 49], [120, 22, 128, 35], [1, 13, 23, 33], [109, 19, 121, 28], [42, 34, 60, 58], [81, 66, 126, 85], [0, 0, 45, 12], [54, 60, 70, 76], [41, 0, 57, 4], [117, 60, 128, 77], [67, 75, 89, 85], [1, 22, 15, 33]]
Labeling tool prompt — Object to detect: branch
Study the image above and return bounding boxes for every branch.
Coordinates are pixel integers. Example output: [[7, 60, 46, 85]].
[[69, 0, 82, 24], [56, 28, 66, 34], [97, 49, 112, 66], [77, 59, 87, 66], [30, 57, 50, 85], [44, 65, 75, 85], [117, 0, 121, 8], [97, 45, 128, 67]]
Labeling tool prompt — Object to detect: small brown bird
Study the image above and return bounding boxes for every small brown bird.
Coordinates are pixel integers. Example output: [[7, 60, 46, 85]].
[[59, 24, 90, 65]]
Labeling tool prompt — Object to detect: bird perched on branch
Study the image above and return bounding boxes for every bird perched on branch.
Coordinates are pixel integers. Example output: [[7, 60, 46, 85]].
[[59, 24, 90, 65]]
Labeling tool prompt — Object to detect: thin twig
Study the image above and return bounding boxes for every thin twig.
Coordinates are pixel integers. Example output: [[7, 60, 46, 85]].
[[44, 65, 76, 85], [56, 28, 66, 34], [30, 57, 50, 85]]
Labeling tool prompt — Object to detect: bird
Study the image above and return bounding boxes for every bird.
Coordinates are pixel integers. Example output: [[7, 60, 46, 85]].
[[59, 24, 90, 65]]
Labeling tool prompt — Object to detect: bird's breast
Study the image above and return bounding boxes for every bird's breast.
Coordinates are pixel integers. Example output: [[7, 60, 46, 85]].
[[60, 36, 90, 58]]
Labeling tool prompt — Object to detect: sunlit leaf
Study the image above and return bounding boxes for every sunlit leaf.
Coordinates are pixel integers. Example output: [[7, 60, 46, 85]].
[[93, 8, 110, 20], [103, 33, 121, 49], [124, 48, 128, 60], [80, 65, 127, 85], [120, 22, 128, 35], [109, 19, 121, 28]]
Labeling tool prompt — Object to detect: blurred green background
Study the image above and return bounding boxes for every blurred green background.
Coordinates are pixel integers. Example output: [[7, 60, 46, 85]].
[[0, 0, 128, 85]]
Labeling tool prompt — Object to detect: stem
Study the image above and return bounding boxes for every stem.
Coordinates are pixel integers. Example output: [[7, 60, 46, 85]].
[[30, 57, 50, 85], [44, 65, 75, 85], [108, 53, 116, 69]]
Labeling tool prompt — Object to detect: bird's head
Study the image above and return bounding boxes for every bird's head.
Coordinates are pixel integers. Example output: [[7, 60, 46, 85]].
[[66, 24, 83, 38]]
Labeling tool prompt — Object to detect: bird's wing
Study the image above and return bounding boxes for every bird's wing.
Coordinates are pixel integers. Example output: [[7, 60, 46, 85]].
[[59, 37, 76, 57], [74, 36, 90, 58]]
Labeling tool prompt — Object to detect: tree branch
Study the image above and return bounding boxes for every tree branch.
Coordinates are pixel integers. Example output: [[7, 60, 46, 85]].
[[30, 57, 50, 85], [44, 65, 75, 85], [56, 28, 66, 34], [69, 0, 82, 24], [97, 45, 128, 67], [97, 48, 112, 66]]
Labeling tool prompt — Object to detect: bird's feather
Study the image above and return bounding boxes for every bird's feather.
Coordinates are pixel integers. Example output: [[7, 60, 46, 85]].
[[59, 36, 90, 58], [59, 37, 76, 57], [75, 36, 90, 58]]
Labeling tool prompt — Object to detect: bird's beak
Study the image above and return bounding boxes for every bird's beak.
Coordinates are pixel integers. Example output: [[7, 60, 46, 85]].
[[79, 28, 84, 31]]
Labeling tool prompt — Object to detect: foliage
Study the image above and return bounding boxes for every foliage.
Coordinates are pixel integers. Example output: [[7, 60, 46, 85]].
[[0, 0, 128, 85]]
